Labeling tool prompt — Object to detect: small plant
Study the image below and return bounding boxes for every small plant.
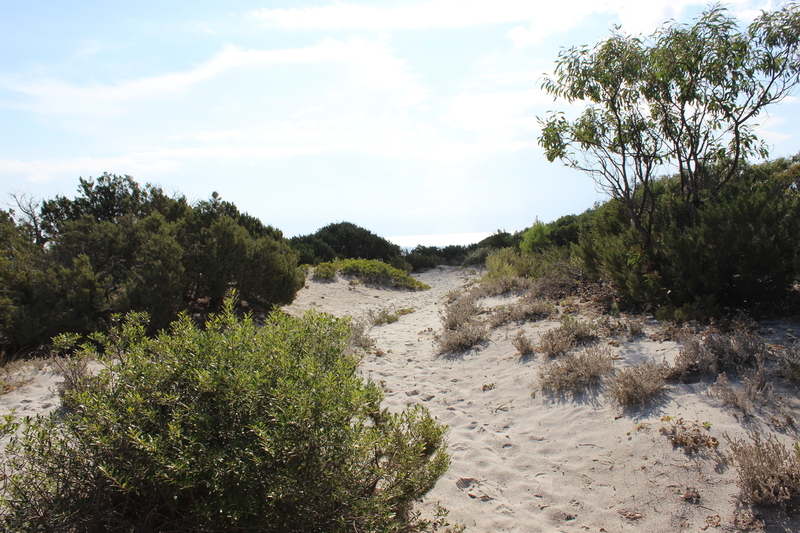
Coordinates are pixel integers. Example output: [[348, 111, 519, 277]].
[[434, 295, 488, 354], [482, 383, 496, 392], [659, 417, 719, 454], [538, 346, 613, 394], [348, 317, 375, 352], [535, 314, 597, 357], [511, 331, 535, 357], [709, 369, 770, 417], [606, 360, 668, 406], [781, 341, 800, 382], [725, 432, 800, 508]]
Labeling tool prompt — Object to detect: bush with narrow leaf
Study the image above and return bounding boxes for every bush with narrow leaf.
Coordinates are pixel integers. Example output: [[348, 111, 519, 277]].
[[0, 302, 450, 532]]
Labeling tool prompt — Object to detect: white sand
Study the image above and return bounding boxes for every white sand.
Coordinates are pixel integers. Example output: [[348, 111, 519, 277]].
[[4, 266, 800, 532]]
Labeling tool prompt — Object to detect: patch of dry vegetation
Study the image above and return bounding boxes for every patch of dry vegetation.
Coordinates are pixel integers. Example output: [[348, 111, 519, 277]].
[[435, 295, 488, 354], [606, 360, 669, 406], [538, 346, 613, 394], [511, 332, 535, 357], [726, 432, 800, 508], [709, 369, 771, 417], [669, 327, 768, 381], [659, 417, 719, 454], [535, 315, 597, 357]]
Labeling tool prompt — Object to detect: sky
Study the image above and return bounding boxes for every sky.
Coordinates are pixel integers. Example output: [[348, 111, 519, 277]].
[[1, 1, 798, 247]]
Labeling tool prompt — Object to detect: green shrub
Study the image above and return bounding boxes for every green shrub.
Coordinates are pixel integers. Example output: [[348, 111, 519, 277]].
[[313, 260, 339, 280], [339, 259, 430, 290], [0, 304, 450, 532], [519, 219, 551, 255], [461, 246, 494, 266], [484, 248, 531, 280]]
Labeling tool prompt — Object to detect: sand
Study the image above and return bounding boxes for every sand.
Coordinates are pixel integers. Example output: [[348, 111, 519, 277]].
[[4, 266, 800, 532]]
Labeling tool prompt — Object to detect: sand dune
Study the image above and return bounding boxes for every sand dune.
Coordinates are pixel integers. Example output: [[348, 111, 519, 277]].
[[286, 266, 800, 533], [3, 266, 800, 532]]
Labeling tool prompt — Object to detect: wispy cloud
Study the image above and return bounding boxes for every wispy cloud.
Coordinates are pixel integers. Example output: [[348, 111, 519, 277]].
[[0, 38, 429, 116], [250, 0, 720, 43]]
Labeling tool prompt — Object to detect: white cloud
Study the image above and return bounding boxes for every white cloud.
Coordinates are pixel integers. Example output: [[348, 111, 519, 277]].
[[0, 38, 429, 116], [250, 0, 747, 45], [250, 0, 543, 30], [0, 154, 183, 185]]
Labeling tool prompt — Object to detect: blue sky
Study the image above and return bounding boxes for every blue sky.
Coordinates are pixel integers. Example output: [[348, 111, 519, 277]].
[[1, 1, 798, 246]]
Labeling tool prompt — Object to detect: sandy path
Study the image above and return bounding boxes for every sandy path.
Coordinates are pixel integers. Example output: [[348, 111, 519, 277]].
[[285, 267, 800, 533]]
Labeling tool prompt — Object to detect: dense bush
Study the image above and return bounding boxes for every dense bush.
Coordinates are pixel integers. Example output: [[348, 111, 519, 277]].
[[1, 175, 305, 351], [577, 156, 800, 312], [0, 304, 450, 532], [291, 222, 403, 265], [312, 259, 430, 290]]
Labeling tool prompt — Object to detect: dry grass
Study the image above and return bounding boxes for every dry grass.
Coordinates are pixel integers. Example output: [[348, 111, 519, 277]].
[[669, 328, 768, 381], [726, 431, 800, 508], [511, 331, 535, 357], [709, 369, 771, 416], [538, 346, 613, 394], [348, 318, 375, 353], [659, 417, 719, 454], [435, 295, 488, 354], [781, 341, 800, 382], [489, 297, 552, 328], [535, 315, 597, 357], [606, 360, 669, 406]]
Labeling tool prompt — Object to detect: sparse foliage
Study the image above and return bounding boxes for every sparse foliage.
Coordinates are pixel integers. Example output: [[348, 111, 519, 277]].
[[606, 360, 668, 406]]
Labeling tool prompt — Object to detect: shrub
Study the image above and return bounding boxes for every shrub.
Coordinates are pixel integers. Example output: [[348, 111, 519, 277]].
[[669, 328, 767, 381], [511, 331, 535, 357], [725, 432, 800, 508], [313, 260, 338, 280], [709, 369, 770, 416], [0, 304, 450, 532], [659, 417, 719, 454], [606, 360, 669, 406], [435, 296, 487, 354], [538, 346, 613, 394], [535, 314, 597, 357], [782, 341, 800, 382], [484, 248, 530, 280], [461, 246, 494, 266]]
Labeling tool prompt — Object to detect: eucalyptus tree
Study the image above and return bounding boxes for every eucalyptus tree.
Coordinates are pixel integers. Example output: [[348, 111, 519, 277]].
[[539, 4, 800, 246]]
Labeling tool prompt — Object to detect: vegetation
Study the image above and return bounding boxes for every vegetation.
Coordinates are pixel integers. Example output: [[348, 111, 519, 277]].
[[726, 432, 800, 508], [312, 259, 430, 290], [291, 222, 403, 266], [538, 346, 613, 395], [1, 174, 305, 353], [606, 360, 669, 407], [0, 304, 450, 532]]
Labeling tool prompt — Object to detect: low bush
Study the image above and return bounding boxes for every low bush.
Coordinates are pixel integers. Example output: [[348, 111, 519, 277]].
[[659, 417, 719, 454], [538, 346, 613, 394], [726, 432, 800, 508], [313, 259, 430, 290], [535, 315, 597, 357], [606, 360, 669, 406], [669, 328, 767, 381], [0, 303, 450, 532], [782, 341, 800, 382], [709, 369, 770, 417], [435, 296, 487, 354], [511, 331, 535, 357]]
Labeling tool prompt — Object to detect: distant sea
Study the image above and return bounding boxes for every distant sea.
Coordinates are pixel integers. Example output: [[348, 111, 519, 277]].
[[387, 232, 493, 249]]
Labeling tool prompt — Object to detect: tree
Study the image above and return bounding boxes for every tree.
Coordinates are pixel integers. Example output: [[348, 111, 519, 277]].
[[539, 4, 800, 245]]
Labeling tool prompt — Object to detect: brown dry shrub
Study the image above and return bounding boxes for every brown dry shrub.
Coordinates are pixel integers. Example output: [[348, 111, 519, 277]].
[[725, 432, 800, 508], [669, 328, 768, 381], [473, 276, 533, 298], [709, 369, 770, 416], [659, 417, 719, 454], [434, 322, 488, 354], [511, 331, 535, 357], [535, 315, 597, 357], [435, 295, 487, 354], [781, 341, 800, 382], [489, 298, 552, 328], [538, 346, 613, 394], [606, 360, 669, 406]]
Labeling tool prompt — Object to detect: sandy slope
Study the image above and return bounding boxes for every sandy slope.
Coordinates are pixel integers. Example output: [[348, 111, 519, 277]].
[[286, 267, 800, 533], [2, 266, 800, 532]]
